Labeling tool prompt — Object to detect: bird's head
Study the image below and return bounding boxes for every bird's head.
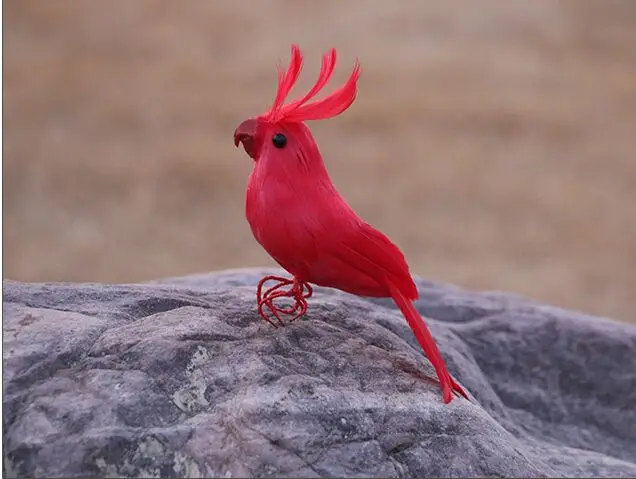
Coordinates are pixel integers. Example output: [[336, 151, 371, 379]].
[[233, 44, 361, 167]]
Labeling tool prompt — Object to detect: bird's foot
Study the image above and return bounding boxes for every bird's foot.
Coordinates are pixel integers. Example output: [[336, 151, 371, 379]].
[[256, 275, 313, 328]]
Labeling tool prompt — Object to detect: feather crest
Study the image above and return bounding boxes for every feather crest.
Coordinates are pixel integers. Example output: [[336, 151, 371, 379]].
[[261, 44, 360, 124]]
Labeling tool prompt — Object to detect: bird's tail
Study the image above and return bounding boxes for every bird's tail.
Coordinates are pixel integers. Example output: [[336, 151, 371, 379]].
[[389, 281, 469, 404]]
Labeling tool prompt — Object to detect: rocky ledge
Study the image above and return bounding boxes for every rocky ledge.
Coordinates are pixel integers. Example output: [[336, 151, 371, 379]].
[[3, 268, 635, 477]]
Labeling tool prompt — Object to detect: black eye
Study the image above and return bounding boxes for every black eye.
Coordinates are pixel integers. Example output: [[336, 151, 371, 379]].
[[272, 133, 287, 148]]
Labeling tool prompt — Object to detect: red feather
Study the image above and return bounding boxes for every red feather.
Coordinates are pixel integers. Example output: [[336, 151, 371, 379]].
[[234, 45, 468, 404]]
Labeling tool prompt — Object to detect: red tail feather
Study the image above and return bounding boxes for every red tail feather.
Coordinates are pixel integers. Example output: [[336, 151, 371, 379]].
[[389, 282, 469, 403]]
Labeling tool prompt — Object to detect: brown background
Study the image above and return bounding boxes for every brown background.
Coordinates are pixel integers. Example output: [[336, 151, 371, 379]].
[[4, 1, 635, 323]]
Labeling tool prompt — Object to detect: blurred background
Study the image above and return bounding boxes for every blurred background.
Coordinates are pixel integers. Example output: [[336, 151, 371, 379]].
[[4, 1, 635, 323]]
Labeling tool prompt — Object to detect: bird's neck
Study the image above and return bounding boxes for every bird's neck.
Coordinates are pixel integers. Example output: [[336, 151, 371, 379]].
[[251, 150, 336, 193]]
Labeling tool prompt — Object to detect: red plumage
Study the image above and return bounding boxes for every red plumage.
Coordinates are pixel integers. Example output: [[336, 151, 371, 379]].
[[234, 44, 468, 404]]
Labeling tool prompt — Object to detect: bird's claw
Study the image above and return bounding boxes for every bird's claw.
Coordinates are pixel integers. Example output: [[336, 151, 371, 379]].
[[256, 275, 313, 327]]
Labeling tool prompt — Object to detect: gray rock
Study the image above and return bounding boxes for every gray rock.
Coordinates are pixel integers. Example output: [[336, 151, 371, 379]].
[[3, 268, 635, 478]]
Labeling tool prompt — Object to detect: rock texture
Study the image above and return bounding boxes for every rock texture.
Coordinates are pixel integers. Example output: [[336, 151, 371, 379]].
[[3, 268, 636, 478]]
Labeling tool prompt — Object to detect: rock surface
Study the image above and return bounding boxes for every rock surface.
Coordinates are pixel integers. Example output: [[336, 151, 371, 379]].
[[3, 268, 636, 478]]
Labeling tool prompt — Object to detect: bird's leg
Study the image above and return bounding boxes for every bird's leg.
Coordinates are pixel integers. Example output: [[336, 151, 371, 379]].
[[256, 275, 313, 327], [256, 275, 293, 327]]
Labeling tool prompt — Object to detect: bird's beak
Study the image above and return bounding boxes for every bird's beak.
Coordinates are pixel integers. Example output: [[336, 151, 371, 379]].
[[233, 119, 257, 147], [233, 132, 247, 148], [233, 119, 258, 159]]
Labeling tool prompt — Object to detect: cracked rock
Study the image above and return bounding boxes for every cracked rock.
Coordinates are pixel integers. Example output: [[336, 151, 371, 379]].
[[3, 268, 636, 477]]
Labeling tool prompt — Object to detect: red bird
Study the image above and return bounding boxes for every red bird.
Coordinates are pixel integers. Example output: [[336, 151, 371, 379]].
[[234, 44, 468, 404]]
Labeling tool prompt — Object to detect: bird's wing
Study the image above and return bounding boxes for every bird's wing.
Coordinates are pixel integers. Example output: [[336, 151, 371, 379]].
[[308, 220, 419, 299]]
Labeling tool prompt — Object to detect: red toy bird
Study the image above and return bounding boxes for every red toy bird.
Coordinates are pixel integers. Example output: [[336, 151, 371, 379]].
[[234, 44, 468, 404]]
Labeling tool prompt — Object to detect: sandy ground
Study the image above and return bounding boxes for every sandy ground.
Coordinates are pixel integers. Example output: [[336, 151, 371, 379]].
[[4, 1, 636, 323]]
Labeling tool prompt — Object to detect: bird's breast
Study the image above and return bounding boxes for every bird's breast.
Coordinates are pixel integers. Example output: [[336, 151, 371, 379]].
[[245, 177, 327, 277]]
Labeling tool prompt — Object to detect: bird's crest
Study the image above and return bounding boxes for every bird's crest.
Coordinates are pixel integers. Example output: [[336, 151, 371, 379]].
[[259, 44, 361, 124]]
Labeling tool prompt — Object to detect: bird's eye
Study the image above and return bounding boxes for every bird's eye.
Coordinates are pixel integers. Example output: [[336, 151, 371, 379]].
[[272, 133, 287, 148]]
